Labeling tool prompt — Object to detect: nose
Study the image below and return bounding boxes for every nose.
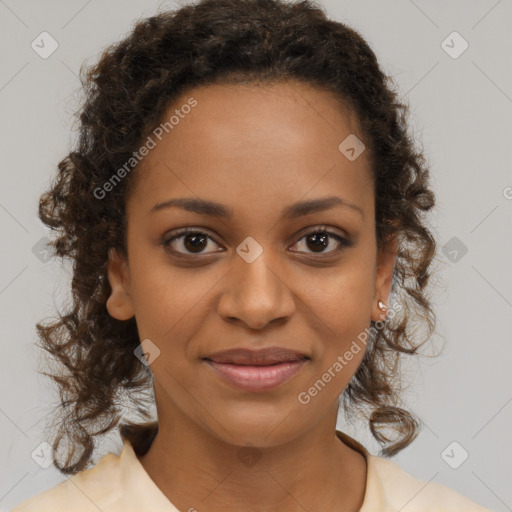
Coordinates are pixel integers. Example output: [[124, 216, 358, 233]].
[[217, 250, 296, 330]]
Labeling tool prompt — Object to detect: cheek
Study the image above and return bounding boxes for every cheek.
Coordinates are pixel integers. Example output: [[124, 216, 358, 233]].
[[301, 257, 375, 334], [127, 252, 222, 356], [296, 271, 374, 409], [299, 251, 376, 382]]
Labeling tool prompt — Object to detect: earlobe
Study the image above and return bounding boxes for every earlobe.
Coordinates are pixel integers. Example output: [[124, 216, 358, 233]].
[[372, 235, 399, 322], [105, 247, 135, 321]]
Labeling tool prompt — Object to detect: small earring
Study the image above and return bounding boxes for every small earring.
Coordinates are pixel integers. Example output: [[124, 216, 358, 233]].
[[378, 300, 387, 311]]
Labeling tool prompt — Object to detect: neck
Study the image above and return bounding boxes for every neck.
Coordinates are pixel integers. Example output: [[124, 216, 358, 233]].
[[137, 400, 367, 512]]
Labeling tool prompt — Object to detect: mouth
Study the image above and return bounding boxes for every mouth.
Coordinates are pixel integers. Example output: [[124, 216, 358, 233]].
[[203, 347, 310, 392]]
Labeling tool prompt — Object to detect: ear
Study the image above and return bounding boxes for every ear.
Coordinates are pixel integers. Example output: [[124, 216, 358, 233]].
[[372, 235, 398, 322], [105, 247, 135, 321]]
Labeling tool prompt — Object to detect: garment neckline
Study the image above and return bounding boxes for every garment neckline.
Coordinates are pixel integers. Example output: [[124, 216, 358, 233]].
[[120, 429, 376, 511]]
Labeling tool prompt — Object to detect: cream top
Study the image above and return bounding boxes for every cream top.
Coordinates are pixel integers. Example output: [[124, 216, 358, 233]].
[[12, 431, 492, 511]]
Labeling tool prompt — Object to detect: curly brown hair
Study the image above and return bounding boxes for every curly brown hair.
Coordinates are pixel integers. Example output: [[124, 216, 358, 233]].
[[37, 0, 437, 474]]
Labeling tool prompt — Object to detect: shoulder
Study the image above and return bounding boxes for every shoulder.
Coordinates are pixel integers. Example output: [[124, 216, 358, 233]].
[[335, 430, 492, 512], [366, 454, 492, 511], [11, 449, 125, 512]]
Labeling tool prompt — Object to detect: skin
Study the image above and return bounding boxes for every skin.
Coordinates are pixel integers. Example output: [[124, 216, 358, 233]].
[[106, 80, 397, 512]]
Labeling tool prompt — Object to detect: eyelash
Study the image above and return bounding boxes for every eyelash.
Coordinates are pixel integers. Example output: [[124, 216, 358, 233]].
[[161, 226, 352, 258]]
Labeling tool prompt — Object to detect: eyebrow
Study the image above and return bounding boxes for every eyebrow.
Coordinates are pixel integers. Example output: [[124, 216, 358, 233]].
[[149, 195, 364, 220]]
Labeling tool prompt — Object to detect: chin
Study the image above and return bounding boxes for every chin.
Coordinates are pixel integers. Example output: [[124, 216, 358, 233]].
[[198, 403, 313, 448]]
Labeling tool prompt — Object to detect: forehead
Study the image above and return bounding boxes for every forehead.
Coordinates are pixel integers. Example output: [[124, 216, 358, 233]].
[[127, 80, 373, 220]]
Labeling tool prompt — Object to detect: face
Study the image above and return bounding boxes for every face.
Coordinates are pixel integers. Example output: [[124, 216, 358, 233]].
[[106, 80, 397, 448]]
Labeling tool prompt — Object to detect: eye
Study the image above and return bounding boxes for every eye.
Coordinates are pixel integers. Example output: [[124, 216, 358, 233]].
[[161, 225, 353, 258], [289, 226, 352, 255], [161, 228, 223, 256]]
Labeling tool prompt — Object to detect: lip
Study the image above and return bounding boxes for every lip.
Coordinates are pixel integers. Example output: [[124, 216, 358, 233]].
[[203, 346, 309, 392], [205, 347, 309, 365]]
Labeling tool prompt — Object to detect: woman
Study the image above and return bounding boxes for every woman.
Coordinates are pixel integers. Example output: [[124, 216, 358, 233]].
[[13, 0, 491, 510]]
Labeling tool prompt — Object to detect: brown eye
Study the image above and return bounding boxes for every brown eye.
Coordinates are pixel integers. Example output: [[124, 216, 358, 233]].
[[162, 229, 223, 255], [290, 228, 352, 255], [181, 232, 208, 253], [305, 232, 330, 252]]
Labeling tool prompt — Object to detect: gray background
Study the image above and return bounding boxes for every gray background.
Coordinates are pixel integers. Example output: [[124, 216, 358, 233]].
[[1, 0, 511, 510]]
